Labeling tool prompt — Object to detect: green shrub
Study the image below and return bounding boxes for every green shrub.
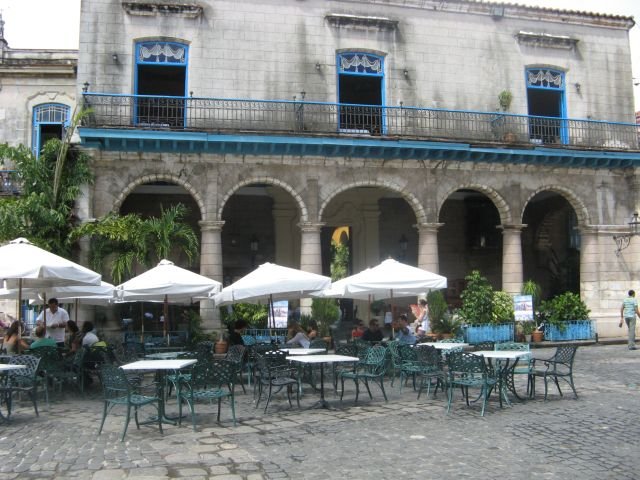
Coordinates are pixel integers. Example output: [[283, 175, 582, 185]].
[[458, 270, 494, 325], [492, 291, 515, 323], [311, 298, 340, 336], [539, 292, 590, 329], [219, 303, 268, 329], [427, 289, 449, 332]]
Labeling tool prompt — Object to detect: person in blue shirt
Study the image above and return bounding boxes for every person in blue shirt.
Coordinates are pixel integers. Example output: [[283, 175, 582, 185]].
[[620, 289, 640, 350], [395, 314, 416, 345]]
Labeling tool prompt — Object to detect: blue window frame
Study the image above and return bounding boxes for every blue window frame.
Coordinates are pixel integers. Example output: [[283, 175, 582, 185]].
[[134, 41, 189, 127], [31, 103, 71, 157], [525, 68, 568, 144], [337, 52, 385, 135]]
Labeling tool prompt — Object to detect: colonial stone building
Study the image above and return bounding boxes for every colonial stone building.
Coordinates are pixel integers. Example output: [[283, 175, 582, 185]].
[[75, 0, 638, 337]]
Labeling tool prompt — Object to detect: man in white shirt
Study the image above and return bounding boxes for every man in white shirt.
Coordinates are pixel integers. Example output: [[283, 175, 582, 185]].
[[36, 298, 69, 346]]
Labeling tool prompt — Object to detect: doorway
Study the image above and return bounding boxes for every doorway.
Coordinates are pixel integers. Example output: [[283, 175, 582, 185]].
[[135, 42, 188, 127], [337, 53, 384, 135], [526, 68, 566, 144]]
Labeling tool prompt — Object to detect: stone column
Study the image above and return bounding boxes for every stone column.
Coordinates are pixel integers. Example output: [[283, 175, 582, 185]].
[[299, 221, 324, 274], [415, 223, 443, 273], [579, 226, 600, 310], [299, 222, 324, 315], [199, 220, 225, 331], [273, 203, 297, 267], [499, 224, 526, 295]]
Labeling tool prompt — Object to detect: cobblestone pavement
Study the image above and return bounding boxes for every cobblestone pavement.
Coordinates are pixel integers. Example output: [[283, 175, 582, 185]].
[[1, 344, 639, 480]]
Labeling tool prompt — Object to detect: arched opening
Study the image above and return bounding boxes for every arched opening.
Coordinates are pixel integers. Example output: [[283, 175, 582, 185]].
[[522, 191, 580, 299], [220, 183, 301, 285], [321, 186, 418, 323], [438, 189, 503, 308]]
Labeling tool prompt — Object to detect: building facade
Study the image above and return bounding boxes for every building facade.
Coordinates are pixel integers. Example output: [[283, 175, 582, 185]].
[[76, 0, 639, 336]]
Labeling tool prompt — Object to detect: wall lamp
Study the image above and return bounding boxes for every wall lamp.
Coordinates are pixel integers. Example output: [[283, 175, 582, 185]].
[[250, 234, 259, 267], [403, 69, 409, 78], [614, 212, 640, 256], [399, 234, 408, 260], [82, 81, 90, 93], [574, 82, 581, 94], [112, 53, 119, 63], [315, 62, 321, 71]]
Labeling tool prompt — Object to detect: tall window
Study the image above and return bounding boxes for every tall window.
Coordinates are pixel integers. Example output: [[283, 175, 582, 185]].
[[134, 41, 188, 127], [526, 68, 567, 144], [32, 103, 71, 157], [337, 52, 385, 135]]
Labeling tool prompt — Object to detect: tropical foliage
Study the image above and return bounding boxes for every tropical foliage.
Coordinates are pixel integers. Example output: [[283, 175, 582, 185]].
[[219, 303, 269, 330], [330, 239, 349, 281], [426, 289, 449, 332], [70, 203, 199, 283], [311, 298, 340, 336], [0, 139, 93, 256]]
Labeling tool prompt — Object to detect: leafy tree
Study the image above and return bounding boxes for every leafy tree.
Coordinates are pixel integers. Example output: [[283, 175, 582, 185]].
[[0, 139, 93, 256], [71, 203, 199, 283]]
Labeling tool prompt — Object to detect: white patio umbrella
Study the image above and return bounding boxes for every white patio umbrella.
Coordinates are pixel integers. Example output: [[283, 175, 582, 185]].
[[313, 258, 447, 321], [116, 259, 222, 339], [211, 262, 332, 328], [0, 238, 102, 332]]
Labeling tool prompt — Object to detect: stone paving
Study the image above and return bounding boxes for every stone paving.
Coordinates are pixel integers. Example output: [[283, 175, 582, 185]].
[[1, 344, 639, 479]]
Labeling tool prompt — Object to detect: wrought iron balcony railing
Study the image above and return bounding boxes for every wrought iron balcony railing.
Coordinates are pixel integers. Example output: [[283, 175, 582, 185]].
[[82, 93, 639, 151], [0, 170, 20, 196]]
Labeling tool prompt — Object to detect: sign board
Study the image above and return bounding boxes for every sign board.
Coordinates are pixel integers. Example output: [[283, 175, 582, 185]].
[[269, 300, 289, 328], [513, 294, 533, 322]]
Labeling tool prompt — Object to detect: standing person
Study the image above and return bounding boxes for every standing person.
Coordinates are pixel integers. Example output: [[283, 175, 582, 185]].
[[620, 290, 640, 350], [415, 299, 430, 335], [36, 298, 69, 347]]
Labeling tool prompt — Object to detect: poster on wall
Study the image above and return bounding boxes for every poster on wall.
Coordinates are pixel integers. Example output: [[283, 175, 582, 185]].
[[513, 294, 534, 322], [269, 300, 289, 328]]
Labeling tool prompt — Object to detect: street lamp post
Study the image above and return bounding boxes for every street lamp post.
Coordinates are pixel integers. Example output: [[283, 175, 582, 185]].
[[614, 212, 640, 256]]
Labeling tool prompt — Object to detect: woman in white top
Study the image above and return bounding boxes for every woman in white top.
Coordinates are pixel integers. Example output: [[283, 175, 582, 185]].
[[285, 323, 310, 349]]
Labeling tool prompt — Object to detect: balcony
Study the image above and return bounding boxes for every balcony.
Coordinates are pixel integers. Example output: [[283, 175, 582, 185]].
[[0, 171, 20, 196], [81, 93, 639, 148], [79, 93, 640, 167]]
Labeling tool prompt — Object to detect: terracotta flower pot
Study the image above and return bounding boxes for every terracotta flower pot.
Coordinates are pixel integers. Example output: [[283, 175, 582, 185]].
[[214, 340, 228, 354], [531, 331, 544, 343]]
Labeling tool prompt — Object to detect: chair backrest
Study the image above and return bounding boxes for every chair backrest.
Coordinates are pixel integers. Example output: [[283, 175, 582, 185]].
[[438, 338, 464, 343], [363, 345, 387, 374], [226, 344, 246, 364], [27, 345, 61, 362], [195, 341, 214, 355], [8, 354, 40, 378], [336, 344, 357, 357], [241, 335, 256, 346], [354, 339, 372, 360], [398, 344, 417, 362], [386, 340, 401, 365], [495, 342, 530, 352], [446, 351, 487, 376], [309, 338, 328, 351], [415, 345, 441, 368], [551, 345, 578, 366], [99, 363, 131, 399], [471, 341, 495, 351], [122, 341, 145, 357]]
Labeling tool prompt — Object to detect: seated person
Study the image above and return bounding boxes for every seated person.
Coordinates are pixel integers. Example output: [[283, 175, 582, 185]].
[[394, 314, 417, 345], [286, 323, 310, 348], [228, 319, 248, 346], [306, 320, 318, 340], [361, 319, 384, 342], [351, 320, 366, 340], [66, 320, 83, 354], [29, 325, 57, 349], [2, 321, 28, 354], [81, 321, 100, 347]]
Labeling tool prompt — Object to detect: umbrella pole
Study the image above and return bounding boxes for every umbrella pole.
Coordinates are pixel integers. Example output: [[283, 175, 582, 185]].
[[75, 298, 79, 323], [164, 294, 169, 346], [17, 279, 22, 341], [140, 303, 144, 343], [42, 292, 48, 338]]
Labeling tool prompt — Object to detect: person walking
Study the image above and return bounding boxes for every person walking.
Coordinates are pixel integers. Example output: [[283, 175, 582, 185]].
[[620, 289, 640, 350]]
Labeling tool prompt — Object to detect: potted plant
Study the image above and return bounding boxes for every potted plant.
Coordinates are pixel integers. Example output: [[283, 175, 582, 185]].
[[539, 292, 593, 341], [426, 289, 448, 334], [312, 298, 340, 343], [433, 312, 462, 339], [521, 321, 537, 343], [494, 89, 518, 143]]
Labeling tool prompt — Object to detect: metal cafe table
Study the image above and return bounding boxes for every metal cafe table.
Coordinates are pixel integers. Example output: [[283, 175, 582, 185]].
[[286, 354, 359, 409], [416, 342, 469, 350], [279, 348, 326, 355], [471, 350, 531, 405], [0, 364, 26, 421], [121, 359, 196, 425]]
